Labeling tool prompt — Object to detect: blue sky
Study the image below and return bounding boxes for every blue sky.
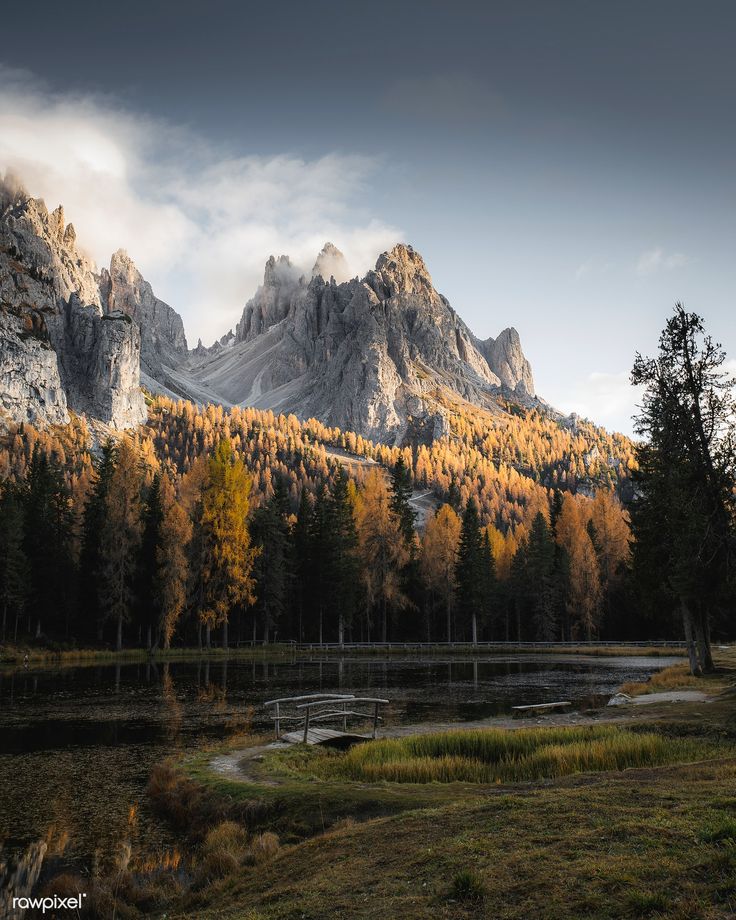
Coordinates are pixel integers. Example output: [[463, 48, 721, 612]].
[[1, 0, 734, 435]]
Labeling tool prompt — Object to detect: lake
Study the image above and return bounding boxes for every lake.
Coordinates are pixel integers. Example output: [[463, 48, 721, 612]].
[[0, 652, 678, 901]]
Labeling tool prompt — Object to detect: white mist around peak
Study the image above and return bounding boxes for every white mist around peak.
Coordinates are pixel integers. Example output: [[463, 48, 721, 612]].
[[0, 65, 401, 343]]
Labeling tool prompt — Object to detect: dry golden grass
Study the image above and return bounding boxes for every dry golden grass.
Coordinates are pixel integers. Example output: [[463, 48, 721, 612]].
[[620, 661, 703, 696], [320, 724, 723, 785], [200, 821, 248, 878]]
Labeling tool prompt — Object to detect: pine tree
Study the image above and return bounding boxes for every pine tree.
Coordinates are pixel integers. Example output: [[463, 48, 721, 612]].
[[421, 504, 461, 641], [327, 468, 360, 645], [251, 476, 290, 644], [455, 499, 486, 645], [0, 485, 28, 641], [79, 442, 116, 642], [526, 512, 557, 641], [23, 447, 75, 639], [390, 456, 416, 547], [138, 473, 163, 648], [155, 472, 192, 649], [631, 304, 736, 673], [200, 439, 258, 648], [556, 496, 601, 640], [100, 439, 143, 651], [355, 468, 409, 642]]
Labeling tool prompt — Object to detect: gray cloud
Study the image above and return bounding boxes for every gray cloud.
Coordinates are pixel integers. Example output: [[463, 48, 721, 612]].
[[0, 66, 401, 343]]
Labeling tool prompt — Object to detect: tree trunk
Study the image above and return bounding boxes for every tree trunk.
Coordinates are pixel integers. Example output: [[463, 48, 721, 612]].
[[681, 601, 702, 676], [338, 612, 344, 648], [382, 597, 387, 643], [2, 601, 6, 641], [446, 598, 452, 643], [693, 610, 714, 673], [252, 613, 257, 647], [319, 605, 323, 646], [222, 617, 228, 650], [146, 624, 152, 651], [116, 613, 123, 652], [197, 619, 202, 651], [471, 612, 478, 647], [205, 623, 211, 650]]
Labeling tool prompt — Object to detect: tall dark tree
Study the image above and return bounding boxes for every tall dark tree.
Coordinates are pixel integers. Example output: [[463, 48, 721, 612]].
[[290, 488, 313, 642], [390, 455, 416, 548], [526, 512, 558, 641], [251, 477, 291, 644], [631, 304, 736, 674], [326, 469, 360, 645], [137, 474, 164, 649], [455, 499, 486, 644], [79, 442, 116, 642], [0, 485, 28, 641], [23, 448, 75, 639]]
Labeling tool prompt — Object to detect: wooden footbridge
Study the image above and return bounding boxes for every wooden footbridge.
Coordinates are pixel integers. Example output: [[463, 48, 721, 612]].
[[264, 693, 389, 746]]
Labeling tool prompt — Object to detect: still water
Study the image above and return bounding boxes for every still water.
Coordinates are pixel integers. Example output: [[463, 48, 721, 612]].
[[0, 653, 677, 894]]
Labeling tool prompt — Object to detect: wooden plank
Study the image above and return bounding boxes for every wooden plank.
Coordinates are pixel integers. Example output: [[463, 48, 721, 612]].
[[512, 701, 572, 717], [280, 729, 371, 746]]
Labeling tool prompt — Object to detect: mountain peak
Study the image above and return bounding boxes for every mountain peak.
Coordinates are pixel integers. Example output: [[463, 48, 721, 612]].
[[371, 244, 434, 298], [312, 242, 351, 283]]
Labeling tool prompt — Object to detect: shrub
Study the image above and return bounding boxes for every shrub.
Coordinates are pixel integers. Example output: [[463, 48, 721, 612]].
[[200, 821, 248, 878], [448, 870, 485, 902]]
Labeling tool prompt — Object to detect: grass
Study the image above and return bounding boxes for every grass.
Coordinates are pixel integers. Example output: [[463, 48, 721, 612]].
[[172, 756, 736, 919], [304, 643, 687, 658], [148, 647, 736, 918], [0, 642, 296, 666], [621, 660, 710, 696], [316, 724, 723, 785]]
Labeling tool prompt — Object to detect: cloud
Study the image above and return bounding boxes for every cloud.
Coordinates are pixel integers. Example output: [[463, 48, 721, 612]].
[[0, 66, 402, 343], [558, 370, 644, 437], [383, 72, 505, 124], [636, 246, 690, 276]]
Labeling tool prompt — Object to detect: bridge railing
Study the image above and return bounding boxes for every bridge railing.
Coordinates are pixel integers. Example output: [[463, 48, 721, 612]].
[[292, 640, 687, 651], [264, 694, 389, 742]]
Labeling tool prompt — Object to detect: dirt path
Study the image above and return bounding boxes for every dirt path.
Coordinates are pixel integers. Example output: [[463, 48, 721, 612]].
[[209, 689, 711, 785]]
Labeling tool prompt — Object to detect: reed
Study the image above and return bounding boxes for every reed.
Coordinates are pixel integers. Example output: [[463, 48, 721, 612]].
[[325, 725, 721, 785]]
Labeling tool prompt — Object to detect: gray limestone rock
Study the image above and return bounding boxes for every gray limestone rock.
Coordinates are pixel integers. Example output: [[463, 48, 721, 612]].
[[178, 242, 538, 445], [0, 179, 146, 429]]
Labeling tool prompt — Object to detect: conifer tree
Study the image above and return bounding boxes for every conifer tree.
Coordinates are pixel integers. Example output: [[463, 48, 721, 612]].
[[200, 439, 258, 648], [455, 499, 486, 644], [100, 439, 143, 650], [556, 496, 601, 640], [251, 476, 291, 644], [421, 504, 461, 641], [631, 305, 736, 673], [79, 442, 116, 641], [23, 447, 75, 638], [356, 468, 409, 642], [327, 468, 360, 645], [390, 456, 416, 547], [138, 473, 163, 648], [0, 485, 28, 641], [155, 472, 192, 649], [526, 512, 557, 641]]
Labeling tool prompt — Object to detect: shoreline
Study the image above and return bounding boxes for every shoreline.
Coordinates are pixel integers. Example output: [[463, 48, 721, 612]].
[[0, 641, 690, 668]]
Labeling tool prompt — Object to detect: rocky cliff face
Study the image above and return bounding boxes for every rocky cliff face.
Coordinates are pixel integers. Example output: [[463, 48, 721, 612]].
[[179, 242, 537, 445], [0, 180, 147, 429], [100, 249, 188, 377]]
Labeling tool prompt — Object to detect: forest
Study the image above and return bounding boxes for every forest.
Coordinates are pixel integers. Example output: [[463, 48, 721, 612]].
[[0, 399, 644, 651], [0, 306, 732, 660]]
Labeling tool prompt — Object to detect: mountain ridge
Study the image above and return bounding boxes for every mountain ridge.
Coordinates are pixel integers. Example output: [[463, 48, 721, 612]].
[[0, 181, 545, 446]]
